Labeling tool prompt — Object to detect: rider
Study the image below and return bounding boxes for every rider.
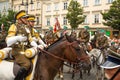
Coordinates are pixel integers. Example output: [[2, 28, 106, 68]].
[[6, 10, 33, 80], [78, 26, 92, 51], [27, 15, 47, 48], [95, 29, 109, 58]]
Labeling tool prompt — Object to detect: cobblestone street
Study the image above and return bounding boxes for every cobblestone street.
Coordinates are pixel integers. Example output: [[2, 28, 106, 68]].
[[55, 65, 105, 80]]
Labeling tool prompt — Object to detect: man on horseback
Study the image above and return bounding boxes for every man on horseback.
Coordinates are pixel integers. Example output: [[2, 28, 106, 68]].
[[78, 26, 92, 51], [27, 15, 47, 48], [5, 10, 46, 80], [95, 29, 109, 59]]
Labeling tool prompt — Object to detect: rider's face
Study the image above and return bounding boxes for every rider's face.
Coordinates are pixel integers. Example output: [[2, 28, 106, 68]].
[[29, 21, 35, 27]]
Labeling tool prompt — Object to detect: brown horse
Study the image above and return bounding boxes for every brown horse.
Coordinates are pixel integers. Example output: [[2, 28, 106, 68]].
[[33, 35, 90, 80]]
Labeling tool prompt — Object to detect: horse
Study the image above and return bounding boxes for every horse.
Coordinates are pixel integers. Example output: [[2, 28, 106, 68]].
[[71, 43, 91, 80], [88, 48, 105, 80], [0, 35, 89, 80]]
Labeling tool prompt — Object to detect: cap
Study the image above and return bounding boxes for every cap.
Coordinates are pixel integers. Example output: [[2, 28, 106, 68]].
[[27, 15, 36, 22], [101, 55, 120, 69], [15, 10, 26, 20]]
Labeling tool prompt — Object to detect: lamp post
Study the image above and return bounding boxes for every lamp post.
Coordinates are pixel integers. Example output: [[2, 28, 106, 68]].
[[21, 0, 34, 14]]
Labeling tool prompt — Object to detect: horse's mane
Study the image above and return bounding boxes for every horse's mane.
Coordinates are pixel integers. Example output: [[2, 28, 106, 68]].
[[45, 36, 65, 50]]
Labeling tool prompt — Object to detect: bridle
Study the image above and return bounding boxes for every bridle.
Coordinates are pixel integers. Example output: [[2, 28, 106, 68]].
[[38, 41, 85, 64]]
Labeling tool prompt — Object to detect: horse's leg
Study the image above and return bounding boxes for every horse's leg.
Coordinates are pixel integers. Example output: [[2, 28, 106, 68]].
[[72, 64, 75, 79], [79, 69, 83, 79]]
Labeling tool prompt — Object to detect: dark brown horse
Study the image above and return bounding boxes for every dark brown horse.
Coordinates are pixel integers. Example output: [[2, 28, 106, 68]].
[[33, 35, 89, 80]]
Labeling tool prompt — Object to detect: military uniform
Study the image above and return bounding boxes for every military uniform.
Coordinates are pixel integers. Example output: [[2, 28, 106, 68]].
[[6, 10, 32, 80], [27, 15, 47, 47]]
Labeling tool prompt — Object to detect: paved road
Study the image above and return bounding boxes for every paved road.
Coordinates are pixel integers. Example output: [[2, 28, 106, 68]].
[[55, 64, 106, 80]]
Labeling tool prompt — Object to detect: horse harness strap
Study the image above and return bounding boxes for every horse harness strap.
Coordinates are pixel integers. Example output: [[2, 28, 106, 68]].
[[110, 67, 120, 80], [38, 42, 78, 64]]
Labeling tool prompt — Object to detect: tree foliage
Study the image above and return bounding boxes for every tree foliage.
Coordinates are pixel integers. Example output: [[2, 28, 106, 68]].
[[0, 9, 16, 31], [66, 0, 85, 30], [102, 0, 120, 30]]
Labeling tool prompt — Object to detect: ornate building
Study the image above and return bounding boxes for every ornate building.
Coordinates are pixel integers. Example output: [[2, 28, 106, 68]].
[[9, 0, 119, 38], [0, 0, 11, 15]]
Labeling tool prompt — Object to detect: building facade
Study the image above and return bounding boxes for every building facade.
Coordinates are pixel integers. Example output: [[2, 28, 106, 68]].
[[0, 0, 11, 15], [9, 0, 119, 38]]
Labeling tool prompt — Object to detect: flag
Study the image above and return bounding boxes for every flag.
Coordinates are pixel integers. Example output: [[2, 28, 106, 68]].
[[54, 18, 61, 33]]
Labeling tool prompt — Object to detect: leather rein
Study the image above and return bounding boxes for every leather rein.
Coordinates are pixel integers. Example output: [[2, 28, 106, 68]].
[[38, 41, 86, 65]]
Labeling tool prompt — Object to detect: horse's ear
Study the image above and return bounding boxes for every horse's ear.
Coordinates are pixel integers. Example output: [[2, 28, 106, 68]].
[[65, 34, 72, 42]]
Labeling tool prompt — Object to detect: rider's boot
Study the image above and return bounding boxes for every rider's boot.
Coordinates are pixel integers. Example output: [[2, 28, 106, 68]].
[[14, 67, 28, 80]]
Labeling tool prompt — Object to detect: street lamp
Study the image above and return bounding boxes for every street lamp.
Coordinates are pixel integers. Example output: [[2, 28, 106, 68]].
[[21, 0, 34, 14]]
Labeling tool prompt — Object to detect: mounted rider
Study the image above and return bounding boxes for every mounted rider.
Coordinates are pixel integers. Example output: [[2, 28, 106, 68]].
[[78, 26, 92, 51], [95, 29, 109, 58], [27, 15, 47, 48], [5, 10, 47, 80]]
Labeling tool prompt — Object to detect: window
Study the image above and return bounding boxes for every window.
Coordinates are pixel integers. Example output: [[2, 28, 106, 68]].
[[94, 14, 99, 23], [107, 0, 113, 3], [46, 18, 50, 26], [63, 17, 67, 25], [46, 4, 51, 11], [95, 0, 100, 5], [63, 2, 67, 10], [83, 0, 88, 7], [84, 15, 88, 24], [31, 4, 34, 10], [37, 2, 41, 9], [54, 3, 59, 11], [36, 17, 39, 25]]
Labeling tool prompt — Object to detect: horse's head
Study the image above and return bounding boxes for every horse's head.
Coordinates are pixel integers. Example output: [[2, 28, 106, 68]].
[[62, 34, 90, 63]]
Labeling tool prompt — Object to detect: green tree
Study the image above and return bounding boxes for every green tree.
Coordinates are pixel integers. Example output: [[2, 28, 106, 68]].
[[102, 0, 120, 31], [0, 9, 16, 31], [66, 0, 85, 30]]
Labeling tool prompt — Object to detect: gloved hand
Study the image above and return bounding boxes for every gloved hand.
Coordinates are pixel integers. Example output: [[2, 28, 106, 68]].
[[30, 41, 38, 47], [17, 36, 27, 42], [37, 45, 44, 49], [39, 39, 47, 48]]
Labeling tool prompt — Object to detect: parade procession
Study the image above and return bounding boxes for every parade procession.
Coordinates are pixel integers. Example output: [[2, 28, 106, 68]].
[[0, 0, 120, 80]]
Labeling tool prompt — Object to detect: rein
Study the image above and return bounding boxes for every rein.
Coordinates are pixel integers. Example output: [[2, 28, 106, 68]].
[[38, 46, 78, 65]]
